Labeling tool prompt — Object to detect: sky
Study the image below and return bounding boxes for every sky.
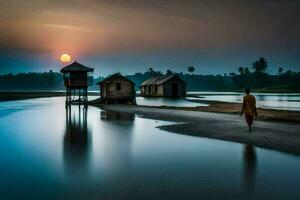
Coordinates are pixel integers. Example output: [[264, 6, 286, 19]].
[[0, 0, 300, 76]]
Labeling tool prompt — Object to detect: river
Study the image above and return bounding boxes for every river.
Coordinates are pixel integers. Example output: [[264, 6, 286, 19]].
[[135, 92, 300, 111], [0, 97, 299, 199]]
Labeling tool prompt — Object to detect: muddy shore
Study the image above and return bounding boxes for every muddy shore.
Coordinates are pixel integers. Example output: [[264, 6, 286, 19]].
[[95, 104, 300, 155]]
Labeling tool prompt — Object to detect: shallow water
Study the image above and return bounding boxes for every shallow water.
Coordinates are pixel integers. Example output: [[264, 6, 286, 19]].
[[0, 97, 299, 199], [135, 91, 300, 110], [136, 96, 208, 107], [190, 92, 300, 111]]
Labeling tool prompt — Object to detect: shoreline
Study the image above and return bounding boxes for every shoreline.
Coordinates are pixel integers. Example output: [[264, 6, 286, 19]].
[[187, 98, 300, 124], [0, 91, 99, 102], [95, 104, 300, 156], [1, 92, 299, 123], [1, 91, 299, 123]]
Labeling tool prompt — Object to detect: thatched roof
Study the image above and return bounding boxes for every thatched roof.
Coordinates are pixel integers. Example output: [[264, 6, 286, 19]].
[[141, 74, 185, 86], [97, 73, 135, 85], [60, 61, 94, 73]]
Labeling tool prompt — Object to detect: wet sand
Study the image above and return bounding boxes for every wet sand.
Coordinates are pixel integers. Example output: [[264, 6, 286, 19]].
[[96, 104, 300, 155]]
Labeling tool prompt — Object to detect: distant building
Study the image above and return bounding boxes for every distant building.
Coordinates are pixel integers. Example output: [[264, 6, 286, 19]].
[[60, 61, 94, 106], [140, 74, 186, 97], [97, 73, 136, 104]]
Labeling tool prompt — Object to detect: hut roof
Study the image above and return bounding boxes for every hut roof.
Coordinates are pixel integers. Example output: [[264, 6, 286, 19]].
[[60, 61, 94, 73], [141, 74, 185, 86], [97, 73, 135, 85]]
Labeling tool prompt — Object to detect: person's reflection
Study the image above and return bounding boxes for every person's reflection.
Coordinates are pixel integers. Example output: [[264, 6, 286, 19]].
[[64, 106, 91, 176], [243, 144, 257, 195]]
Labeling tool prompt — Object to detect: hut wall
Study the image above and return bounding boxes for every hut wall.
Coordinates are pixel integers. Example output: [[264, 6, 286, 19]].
[[141, 86, 146, 96], [141, 85, 163, 97], [163, 81, 186, 97], [141, 85, 150, 96], [157, 85, 164, 96], [140, 76, 186, 97], [65, 72, 88, 88], [102, 77, 133, 99]]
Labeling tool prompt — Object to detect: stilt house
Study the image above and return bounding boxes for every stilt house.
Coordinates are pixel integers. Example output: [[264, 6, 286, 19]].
[[60, 61, 94, 106]]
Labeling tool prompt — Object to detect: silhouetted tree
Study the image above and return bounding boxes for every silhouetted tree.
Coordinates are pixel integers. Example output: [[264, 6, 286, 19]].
[[229, 72, 236, 77], [244, 67, 250, 75], [238, 67, 244, 75], [166, 69, 173, 75], [148, 68, 154, 74], [188, 66, 195, 74], [1, 62, 299, 92], [252, 57, 268, 73], [278, 67, 283, 75]]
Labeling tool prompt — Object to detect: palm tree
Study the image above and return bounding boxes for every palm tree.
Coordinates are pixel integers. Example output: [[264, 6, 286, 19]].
[[278, 67, 283, 75], [188, 66, 195, 74], [252, 57, 268, 73], [238, 67, 244, 75], [244, 67, 250, 75], [148, 68, 154, 74]]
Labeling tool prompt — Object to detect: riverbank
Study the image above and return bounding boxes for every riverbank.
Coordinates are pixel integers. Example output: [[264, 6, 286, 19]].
[[94, 104, 300, 155]]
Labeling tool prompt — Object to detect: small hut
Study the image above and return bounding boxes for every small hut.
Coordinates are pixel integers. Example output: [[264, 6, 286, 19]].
[[140, 74, 186, 97], [97, 73, 136, 104], [60, 61, 94, 106]]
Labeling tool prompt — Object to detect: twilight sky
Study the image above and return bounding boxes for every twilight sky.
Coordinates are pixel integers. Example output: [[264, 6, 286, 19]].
[[0, 0, 300, 76]]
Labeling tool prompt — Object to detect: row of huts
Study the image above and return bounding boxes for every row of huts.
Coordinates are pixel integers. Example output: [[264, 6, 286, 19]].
[[61, 61, 186, 105]]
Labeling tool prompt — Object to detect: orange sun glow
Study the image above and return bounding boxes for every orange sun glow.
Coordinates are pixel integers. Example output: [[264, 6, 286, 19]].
[[60, 54, 71, 62]]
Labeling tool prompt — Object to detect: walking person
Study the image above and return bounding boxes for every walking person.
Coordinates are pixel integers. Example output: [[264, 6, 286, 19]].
[[240, 88, 257, 131]]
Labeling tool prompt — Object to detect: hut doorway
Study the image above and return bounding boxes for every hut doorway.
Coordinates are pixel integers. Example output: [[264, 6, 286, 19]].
[[171, 83, 178, 96]]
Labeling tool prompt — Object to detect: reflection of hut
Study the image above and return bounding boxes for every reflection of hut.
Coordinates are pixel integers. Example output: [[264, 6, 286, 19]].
[[97, 73, 136, 104], [60, 61, 94, 106], [140, 74, 186, 97], [99, 109, 134, 178], [100, 110, 135, 121]]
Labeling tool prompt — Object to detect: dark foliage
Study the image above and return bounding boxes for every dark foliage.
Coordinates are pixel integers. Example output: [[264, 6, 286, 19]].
[[0, 58, 299, 92]]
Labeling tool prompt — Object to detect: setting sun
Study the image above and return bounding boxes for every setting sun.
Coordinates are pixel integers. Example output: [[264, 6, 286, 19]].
[[60, 54, 71, 62]]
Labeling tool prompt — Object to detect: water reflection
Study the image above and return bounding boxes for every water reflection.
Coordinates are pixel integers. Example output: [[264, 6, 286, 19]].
[[1, 97, 300, 199], [136, 97, 208, 107], [243, 144, 257, 195], [196, 92, 300, 110], [100, 110, 135, 121], [63, 106, 91, 176], [98, 110, 135, 178]]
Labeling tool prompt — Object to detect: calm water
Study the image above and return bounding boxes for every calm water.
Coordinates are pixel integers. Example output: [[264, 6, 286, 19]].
[[136, 96, 208, 107], [0, 97, 299, 199], [135, 92, 300, 110], [188, 92, 300, 111]]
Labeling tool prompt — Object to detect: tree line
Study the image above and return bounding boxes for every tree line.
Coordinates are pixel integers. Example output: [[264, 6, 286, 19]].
[[0, 57, 299, 92]]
